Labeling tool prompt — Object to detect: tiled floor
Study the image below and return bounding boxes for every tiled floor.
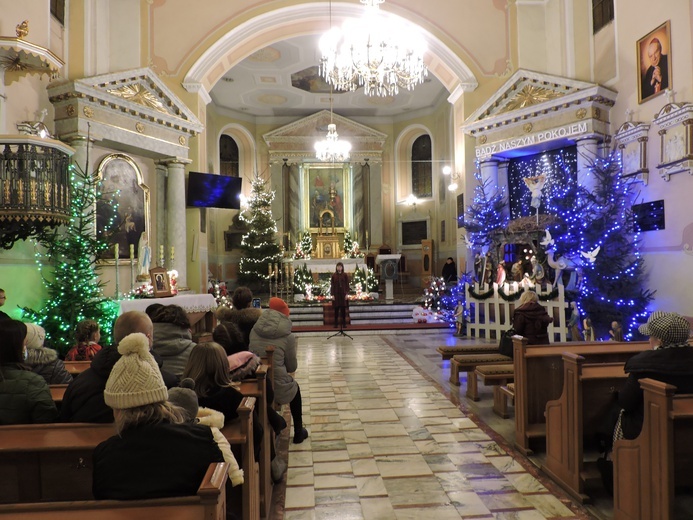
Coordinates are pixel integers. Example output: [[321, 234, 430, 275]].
[[275, 331, 593, 520]]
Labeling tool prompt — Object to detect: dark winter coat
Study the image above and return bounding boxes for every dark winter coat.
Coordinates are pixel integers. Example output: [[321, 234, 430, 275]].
[[197, 385, 244, 425], [512, 301, 553, 345], [24, 347, 73, 385], [618, 345, 693, 440], [222, 307, 263, 347], [331, 271, 350, 308], [152, 322, 196, 376], [249, 309, 298, 405], [59, 344, 179, 423], [442, 261, 458, 283], [0, 364, 59, 425], [92, 422, 224, 500]]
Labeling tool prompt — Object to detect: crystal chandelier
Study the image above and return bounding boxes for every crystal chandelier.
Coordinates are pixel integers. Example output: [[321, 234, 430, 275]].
[[319, 0, 428, 97], [315, 122, 351, 162]]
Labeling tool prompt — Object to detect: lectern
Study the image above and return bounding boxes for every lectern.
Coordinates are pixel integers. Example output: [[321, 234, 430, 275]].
[[375, 254, 401, 301]]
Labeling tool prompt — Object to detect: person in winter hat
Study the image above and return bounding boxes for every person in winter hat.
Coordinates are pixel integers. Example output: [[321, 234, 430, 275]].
[[250, 297, 309, 444], [23, 323, 72, 385], [92, 332, 224, 501], [168, 378, 244, 486]]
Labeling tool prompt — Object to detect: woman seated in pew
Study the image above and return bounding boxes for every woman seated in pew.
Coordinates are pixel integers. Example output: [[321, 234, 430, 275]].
[[512, 290, 553, 345], [93, 332, 224, 500], [23, 323, 73, 385], [615, 311, 693, 441], [213, 321, 287, 436], [0, 320, 59, 424], [65, 319, 103, 361]]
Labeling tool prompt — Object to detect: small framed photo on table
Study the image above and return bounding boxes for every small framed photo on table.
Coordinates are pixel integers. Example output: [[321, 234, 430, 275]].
[[149, 267, 173, 297], [637, 21, 672, 104]]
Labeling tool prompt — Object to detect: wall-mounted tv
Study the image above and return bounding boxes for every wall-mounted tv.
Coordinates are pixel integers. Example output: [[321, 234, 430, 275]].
[[187, 172, 242, 209]]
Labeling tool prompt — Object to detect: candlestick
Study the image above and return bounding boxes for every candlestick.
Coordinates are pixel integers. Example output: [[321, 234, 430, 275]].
[[114, 243, 119, 260], [268, 264, 272, 276], [170, 246, 175, 266], [159, 245, 164, 267], [129, 244, 134, 260], [114, 244, 120, 299]]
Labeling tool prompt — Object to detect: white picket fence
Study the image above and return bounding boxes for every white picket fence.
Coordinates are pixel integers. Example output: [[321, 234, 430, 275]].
[[464, 282, 569, 343]]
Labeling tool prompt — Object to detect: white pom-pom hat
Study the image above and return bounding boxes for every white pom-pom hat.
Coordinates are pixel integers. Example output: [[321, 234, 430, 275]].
[[104, 333, 168, 410]]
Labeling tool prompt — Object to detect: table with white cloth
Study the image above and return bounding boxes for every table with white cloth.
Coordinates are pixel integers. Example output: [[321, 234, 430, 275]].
[[119, 293, 217, 336]]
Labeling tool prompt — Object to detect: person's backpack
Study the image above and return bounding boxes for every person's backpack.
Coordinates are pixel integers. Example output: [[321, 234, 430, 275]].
[[498, 327, 516, 358]]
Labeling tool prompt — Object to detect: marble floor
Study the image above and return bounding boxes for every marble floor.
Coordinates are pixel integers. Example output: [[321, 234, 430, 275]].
[[272, 331, 596, 520]]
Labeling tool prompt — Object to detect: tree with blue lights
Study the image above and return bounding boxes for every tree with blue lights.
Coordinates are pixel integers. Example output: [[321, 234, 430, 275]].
[[463, 171, 508, 250]]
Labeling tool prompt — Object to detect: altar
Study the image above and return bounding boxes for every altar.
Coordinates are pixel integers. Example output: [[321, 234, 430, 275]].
[[289, 258, 366, 273], [119, 293, 217, 334]]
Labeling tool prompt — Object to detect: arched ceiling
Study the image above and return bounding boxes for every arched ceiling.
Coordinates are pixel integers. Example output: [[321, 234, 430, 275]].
[[208, 34, 449, 119]]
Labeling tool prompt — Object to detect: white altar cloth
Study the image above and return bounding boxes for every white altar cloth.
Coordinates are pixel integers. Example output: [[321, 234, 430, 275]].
[[119, 293, 217, 315], [289, 258, 366, 273]]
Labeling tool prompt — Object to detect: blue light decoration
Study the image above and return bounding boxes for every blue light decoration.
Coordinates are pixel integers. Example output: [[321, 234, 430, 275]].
[[437, 272, 472, 330]]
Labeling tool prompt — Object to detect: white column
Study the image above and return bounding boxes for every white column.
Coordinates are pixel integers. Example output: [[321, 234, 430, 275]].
[[497, 161, 510, 221], [154, 161, 167, 261], [479, 158, 500, 194], [576, 136, 600, 193], [163, 158, 191, 287]]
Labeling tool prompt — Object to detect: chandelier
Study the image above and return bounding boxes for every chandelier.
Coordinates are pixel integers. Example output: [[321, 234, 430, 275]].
[[315, 123, 351, 162], [319, 0, 428, 97]]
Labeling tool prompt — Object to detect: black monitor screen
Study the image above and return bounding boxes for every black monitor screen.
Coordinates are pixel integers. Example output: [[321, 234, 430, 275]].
[[187, 172, 242, 209]]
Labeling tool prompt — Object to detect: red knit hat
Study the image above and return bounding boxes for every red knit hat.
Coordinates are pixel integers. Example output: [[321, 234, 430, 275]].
[[269, 297, 290, 317]]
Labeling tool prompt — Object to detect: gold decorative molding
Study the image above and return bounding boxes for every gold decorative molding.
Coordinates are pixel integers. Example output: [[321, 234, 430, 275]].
[[66, 104, 75, 116], [522, 123, 533, 133], [178, 135, 186, 145], [135, 122, 145, 133], [107, 83, 168, 114], [497, 85, 565, 114], [83, 106, 94, 118], [479, 135, 487, 144], [576, 108, 587, 119], [16, 21, 29, 39]]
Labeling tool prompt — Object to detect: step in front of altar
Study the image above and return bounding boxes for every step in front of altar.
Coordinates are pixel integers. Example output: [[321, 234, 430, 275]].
[[287, 302, 422, 327]]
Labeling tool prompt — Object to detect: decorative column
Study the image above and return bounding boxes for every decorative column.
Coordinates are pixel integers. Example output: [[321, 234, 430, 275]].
[[575, 136, 600, 193], [155, 161, 167, 260], [479, 158, 499, 194], [163, 157, 191, 287], [497, 161, 510, 221]]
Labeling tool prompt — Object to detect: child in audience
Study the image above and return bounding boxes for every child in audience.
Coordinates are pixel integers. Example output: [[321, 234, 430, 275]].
[[151, 305, 196, 376], [24, 323, 73, 385], [0, 319, 58, 424], [92, 332, 223, 500], [65, 319, 103, 361], [168, 378, 244, 487]]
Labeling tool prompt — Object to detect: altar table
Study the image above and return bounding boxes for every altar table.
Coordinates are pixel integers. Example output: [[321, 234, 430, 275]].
[[119, 293, 217, 334]]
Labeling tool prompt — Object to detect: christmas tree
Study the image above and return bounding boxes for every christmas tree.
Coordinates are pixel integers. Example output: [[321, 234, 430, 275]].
[[463, 170, 509, 250], [293, 264, 313, 295], [22, 161, 120, 354], [293, 231, 312, 259], [238, 174, 283, 288], [342, 230, 363, 258]]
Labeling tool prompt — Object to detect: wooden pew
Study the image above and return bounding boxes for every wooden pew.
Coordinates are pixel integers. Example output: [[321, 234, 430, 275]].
[[221, 396, 260, 520], [436, 343, 499, 361], [0, 462, 228, 519], [449, 352, 512, 399], [64, 361, 91, 377], [543, 353, 628, 502], [512, 336, 651, 455], [239, 365, 273, 519], [50, 384, 68, 403], [0, 422, 114, 503], [475, 363, 514, 418], [613, 379, 693, 520]]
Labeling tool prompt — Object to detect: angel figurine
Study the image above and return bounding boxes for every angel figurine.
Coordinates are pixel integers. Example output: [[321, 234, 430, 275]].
[[523, 174, 547, 210]]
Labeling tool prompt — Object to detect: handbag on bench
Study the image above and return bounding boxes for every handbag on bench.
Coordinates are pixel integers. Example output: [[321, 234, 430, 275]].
[[498, 327, 516, 358]]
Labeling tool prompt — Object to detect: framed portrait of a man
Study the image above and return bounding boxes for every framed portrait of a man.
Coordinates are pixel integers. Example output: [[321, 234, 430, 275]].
[[96, 153, 150, 262], [637, 21, 672, 104]]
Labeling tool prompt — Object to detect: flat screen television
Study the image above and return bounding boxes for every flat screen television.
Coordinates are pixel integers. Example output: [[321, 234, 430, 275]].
[[187, 172, 242, 209]]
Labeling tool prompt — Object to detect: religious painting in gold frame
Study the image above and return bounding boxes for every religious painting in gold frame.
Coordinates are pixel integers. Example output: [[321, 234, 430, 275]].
[[149, 267, 173, 297], [96, 153, 151, 263], [301, 163, 351, 232]]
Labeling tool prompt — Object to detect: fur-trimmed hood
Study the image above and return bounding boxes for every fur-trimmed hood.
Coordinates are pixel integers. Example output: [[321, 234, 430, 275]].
[[24, 347, 59, 366], [196, 406, 225, 429]]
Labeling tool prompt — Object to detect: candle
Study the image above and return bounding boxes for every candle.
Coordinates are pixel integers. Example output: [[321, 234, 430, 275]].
[[130, 244, 134, 259], [366, 231, 369, 241], [170, 246, 174, 263], [159, 245, 164, 261], [268, 264, 272, 276], [355, 231, 358, 241], [114, 243, 119, 259]]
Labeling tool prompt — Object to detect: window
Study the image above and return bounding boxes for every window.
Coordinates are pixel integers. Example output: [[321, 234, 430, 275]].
[[592, 0, 614, 34], [50, 0, 66, 25], [411, 134, 432, 198], [219, 135, 239, 177]]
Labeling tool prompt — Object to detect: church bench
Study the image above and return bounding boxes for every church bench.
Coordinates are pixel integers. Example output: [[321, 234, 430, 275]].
[[49, 384, 68, 403], [474, 363, 514, 418], [512, 336, 651, 455], [221, 396, 260, 520], [449, 353, 512, 400], [613, 379, 693, 520], [542, 353, 628, 503], [239, 365, 273, 519], [0, 461, 228, 519], [436, 343, 499, 361], [64, 360, 91, 377]]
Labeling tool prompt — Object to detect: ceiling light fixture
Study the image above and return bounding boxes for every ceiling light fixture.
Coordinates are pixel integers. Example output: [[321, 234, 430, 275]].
[[315, 1, 352, 162], [319, 0, 428, 97]]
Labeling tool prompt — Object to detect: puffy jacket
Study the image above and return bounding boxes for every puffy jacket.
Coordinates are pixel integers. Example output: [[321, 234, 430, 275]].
[[152, 322, 196, 376], [513, 302, 553, 345], [24, 347, 73, 385], [0, 364, 59, 425], [223, 308, 262, 348], [60, 344, 179, 423], [249, 309, 298, 405]]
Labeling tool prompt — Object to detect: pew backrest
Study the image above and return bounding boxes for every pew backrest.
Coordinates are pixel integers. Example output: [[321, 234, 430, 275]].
[[64, 361, 91, 377]]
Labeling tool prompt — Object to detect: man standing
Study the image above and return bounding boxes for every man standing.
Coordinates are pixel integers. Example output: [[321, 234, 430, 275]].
[[642, 37, 668, 99]]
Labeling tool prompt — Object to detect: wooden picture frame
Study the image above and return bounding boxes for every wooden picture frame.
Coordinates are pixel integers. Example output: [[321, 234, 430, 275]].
[[149, 267, 173, 297], [301, 163, 351, 232], [637, 21, 672, 104]]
